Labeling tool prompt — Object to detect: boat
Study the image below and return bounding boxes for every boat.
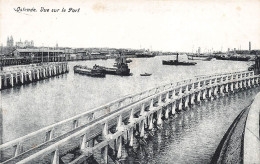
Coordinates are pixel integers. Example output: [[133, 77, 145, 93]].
[[188, 54, 213, 61], [94, 57, 131, 76], [162, 53, 197, 66], [126, 59, 132, 63], [215, 54, 250, 61], [135, 50, 156, 58], [203, 56, 213, 61], [73, 65, 105, 77], [140, 73, 152, 76]]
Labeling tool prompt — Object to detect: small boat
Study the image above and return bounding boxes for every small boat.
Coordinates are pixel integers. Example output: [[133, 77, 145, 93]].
[[73, 65, 105, 77], [126, 59, 132, 63], [140, 73, 152, 76]]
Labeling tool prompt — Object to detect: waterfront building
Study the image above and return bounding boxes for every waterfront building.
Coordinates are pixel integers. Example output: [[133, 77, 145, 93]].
[[15, 39, 34, 48], [13, 48, 65, 62]]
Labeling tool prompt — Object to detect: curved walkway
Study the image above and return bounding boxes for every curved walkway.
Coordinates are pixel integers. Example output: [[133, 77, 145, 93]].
[[212, 92, 260, 164]]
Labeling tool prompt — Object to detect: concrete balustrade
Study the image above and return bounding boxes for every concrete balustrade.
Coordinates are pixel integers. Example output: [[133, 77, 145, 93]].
[[0, 62, 69, 90], [1, 70, 259, 164]]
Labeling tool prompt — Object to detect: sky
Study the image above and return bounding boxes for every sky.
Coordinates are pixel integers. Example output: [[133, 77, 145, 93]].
[[0, 0, 260, 52]]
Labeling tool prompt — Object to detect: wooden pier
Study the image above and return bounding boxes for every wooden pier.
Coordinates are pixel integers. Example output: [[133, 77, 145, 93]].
[[0, 62, 69, 90], [0, 70, 259, 163]]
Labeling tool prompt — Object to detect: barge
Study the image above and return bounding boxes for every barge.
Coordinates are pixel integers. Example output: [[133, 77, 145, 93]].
[[94, 57, 131, 76], [73, 65, 106, 77]]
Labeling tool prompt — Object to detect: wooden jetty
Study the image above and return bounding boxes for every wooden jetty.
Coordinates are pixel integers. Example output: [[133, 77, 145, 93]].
[[0, 62, 69, 90]]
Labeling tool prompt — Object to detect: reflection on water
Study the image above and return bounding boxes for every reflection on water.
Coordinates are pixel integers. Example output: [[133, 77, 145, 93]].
[[122, 87, 260, 164]]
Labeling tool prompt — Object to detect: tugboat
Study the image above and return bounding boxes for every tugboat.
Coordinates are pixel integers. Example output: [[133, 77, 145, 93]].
[[94, 57, 131, 76], [73, 65, 105, 77], [162, 53, 197, 65]]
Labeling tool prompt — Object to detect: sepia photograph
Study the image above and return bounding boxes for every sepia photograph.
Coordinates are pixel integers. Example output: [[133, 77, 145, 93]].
[[0, 0, 260, 163]]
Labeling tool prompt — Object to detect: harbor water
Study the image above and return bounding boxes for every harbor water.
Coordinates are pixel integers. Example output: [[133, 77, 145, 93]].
[[1, 56, 257, 163]]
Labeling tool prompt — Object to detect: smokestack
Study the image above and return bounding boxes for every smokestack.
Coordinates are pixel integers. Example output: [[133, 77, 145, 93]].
[[249, 42, 251, 51]]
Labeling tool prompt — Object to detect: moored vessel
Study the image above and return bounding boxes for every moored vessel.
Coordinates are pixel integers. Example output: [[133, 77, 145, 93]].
[[140, 73, 152, 76], [162, 53, 197, 66], [73, 65, 106, 77], [94, 57, 131, 76]]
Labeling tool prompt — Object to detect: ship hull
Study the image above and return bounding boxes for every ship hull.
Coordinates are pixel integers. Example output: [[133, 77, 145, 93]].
[[215, 56, 250, 61], [162, 60, 197, 65], [73, 66, 105, 77]]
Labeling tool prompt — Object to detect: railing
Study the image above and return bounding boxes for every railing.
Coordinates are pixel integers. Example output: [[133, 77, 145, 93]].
[[0, 70, 257, 163]]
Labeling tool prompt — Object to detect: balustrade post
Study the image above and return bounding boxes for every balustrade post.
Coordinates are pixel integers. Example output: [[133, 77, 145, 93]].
[[49, 67, 51, 76], [184, 96, 189, 108], [225, 84, 229, 93], [149, 99, 154, 110], [14, 143, 23, 157], [37, 69, 40, 79], [165, 92, 170, 104], [243, 80, 247, 88], [117, 136, 122, 159], [172, 90, 176, 99], [157, 94, 163, 106], [116, 115, 123, 131], [102, 122, 108, 140], [43, 68, 46, 78], [165, 105, 169, 119], [185, 85, 189, 93], [178, 98, 182, 110], [230, 82, 234, 92], [52, 149, 59, 164], [54, 66, 57, 75], [140, 120, 145, 137], [202, 89, 206, 100], [171, 101, 176, 114], [190, 93, 195, 104], [29, 70, 32, 81], [197, 91, 201, 102], [129, 127, 134, 146], [148, 114, 154, 130], [157, 109, 163, 125], [208, 88, 212, 98], [20, 72, 24, 84], [10, 74, 14, 87], [129, 109, 134, 123], [251, 78, 255, 86], [80, 134, 87, 150], [247, 79, 251, 88], [140, 103, 145, 116], [239, 80, 243, 89]]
